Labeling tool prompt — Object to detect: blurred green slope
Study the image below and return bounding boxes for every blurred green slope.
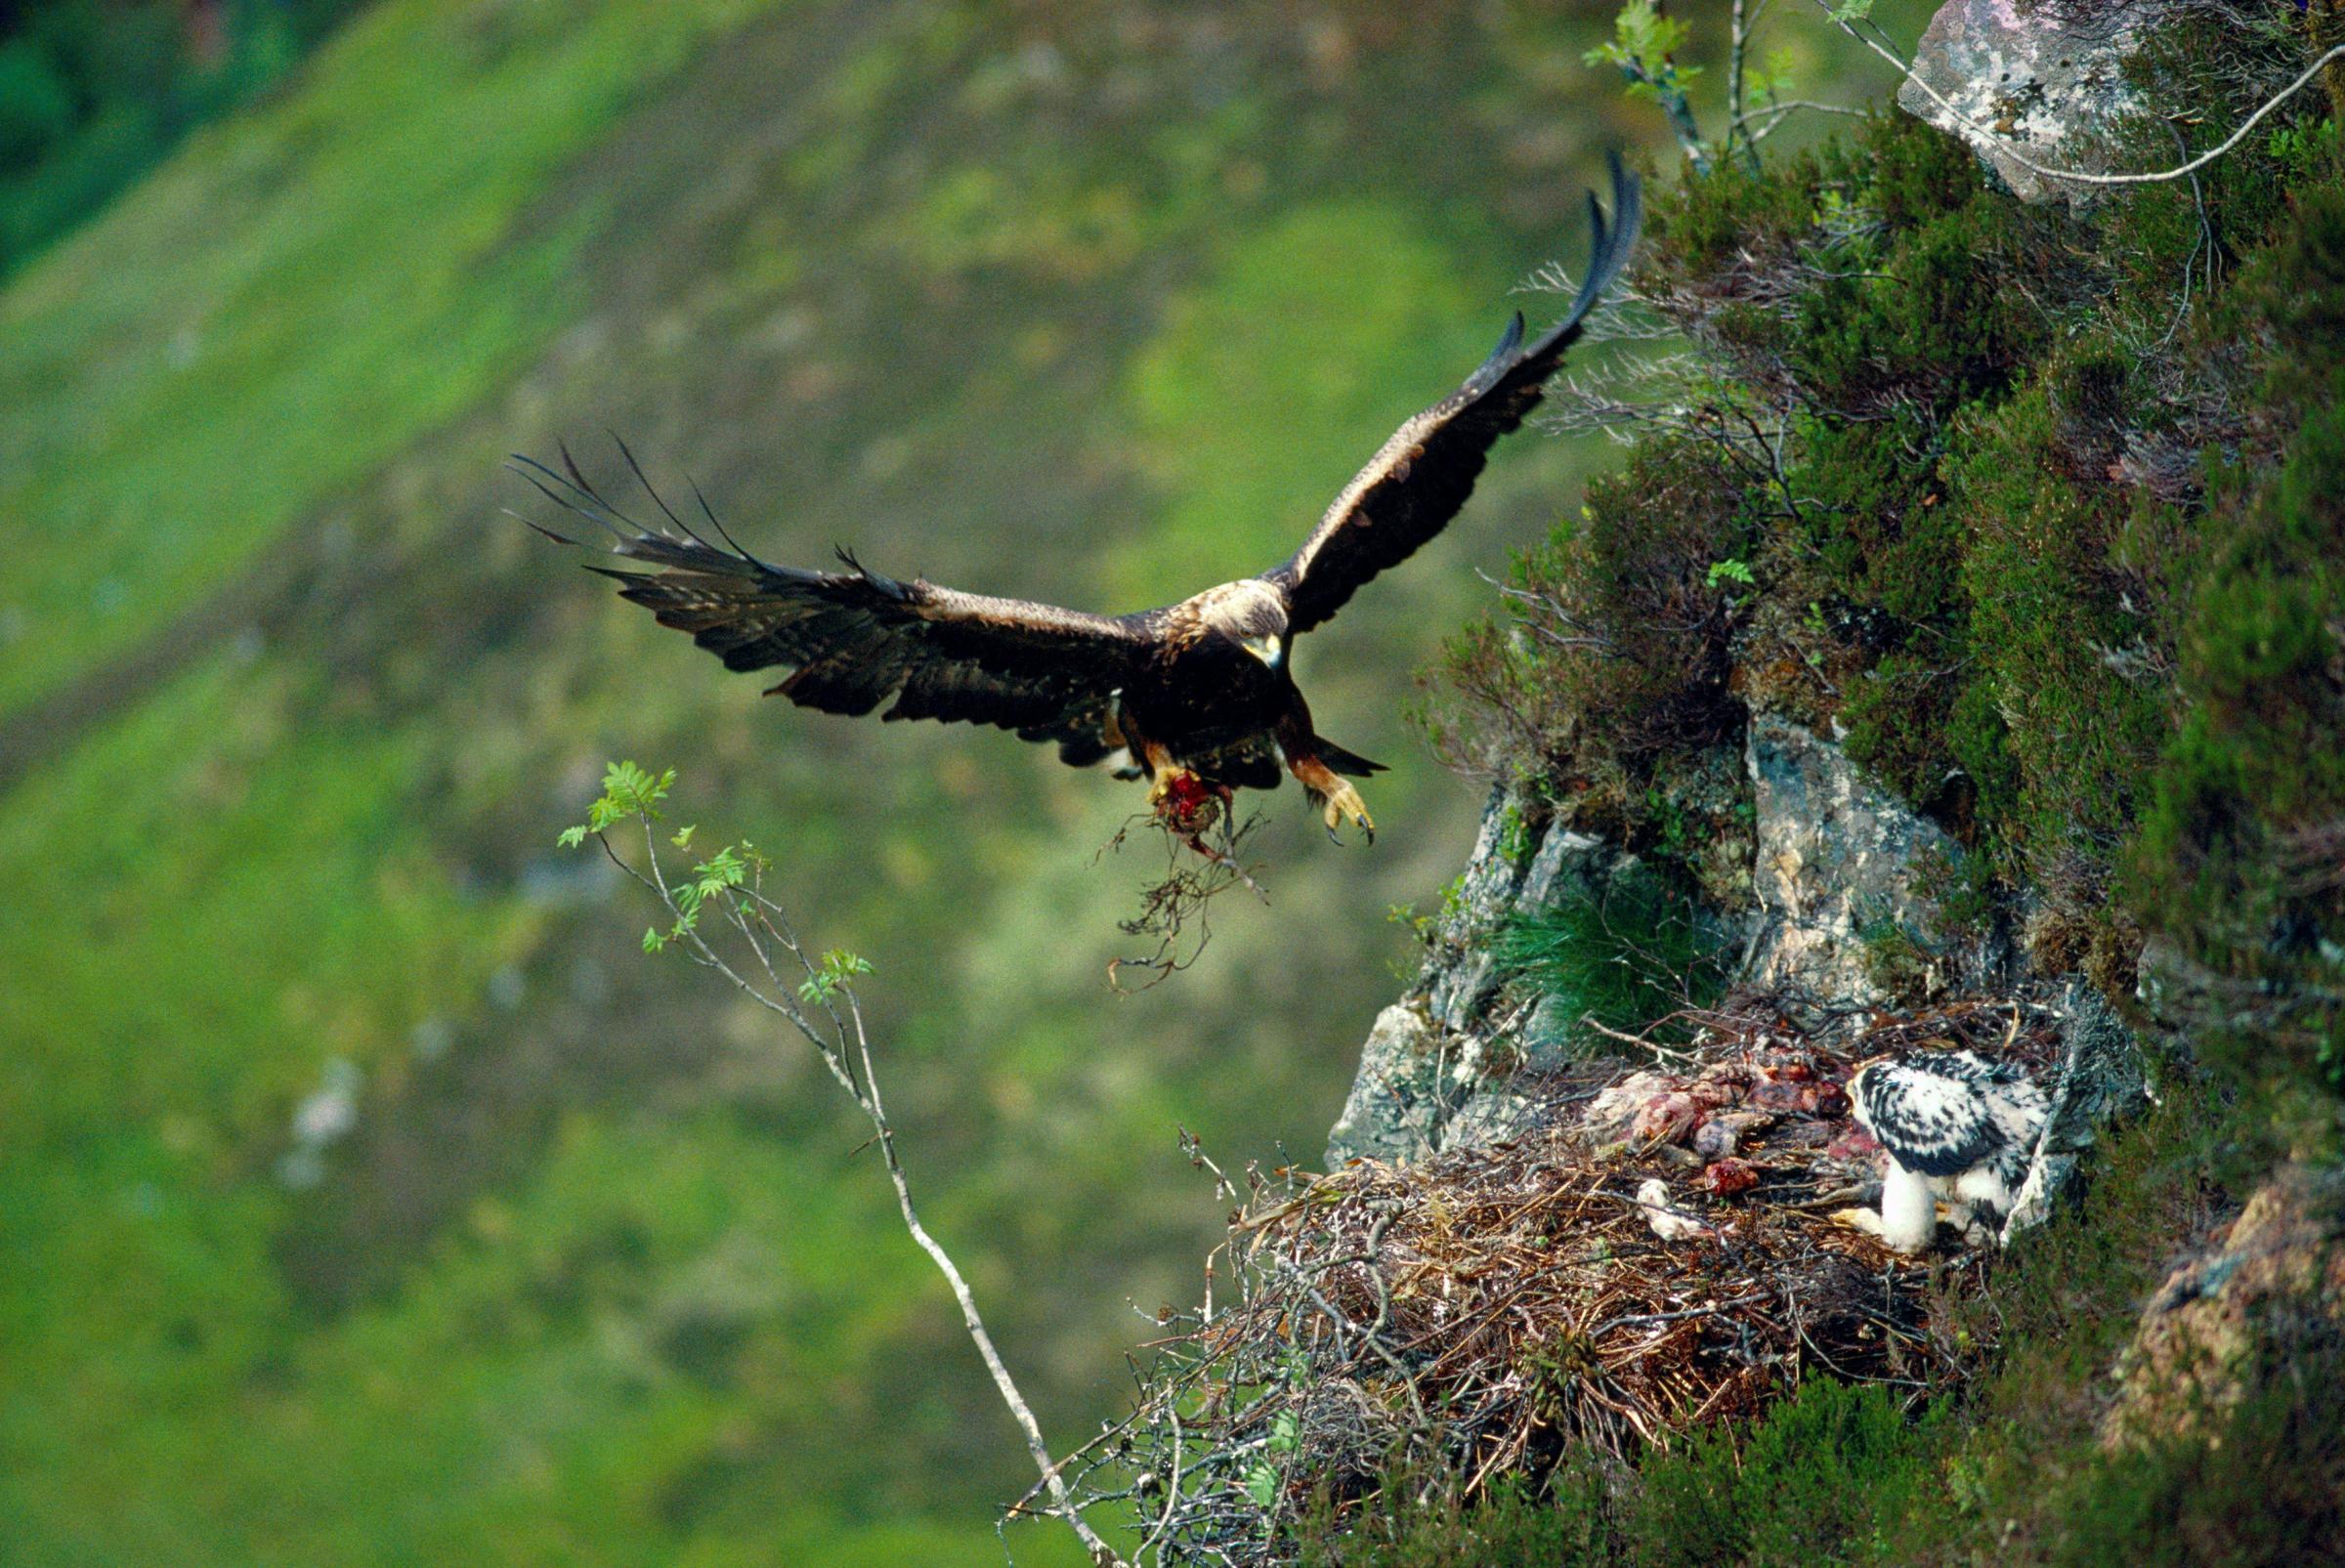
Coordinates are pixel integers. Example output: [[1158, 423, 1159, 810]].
[[0, 1, 1899, 1560]]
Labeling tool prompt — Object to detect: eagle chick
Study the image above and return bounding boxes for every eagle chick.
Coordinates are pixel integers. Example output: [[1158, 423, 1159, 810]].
[[1837, 1051, 2048, 1254]]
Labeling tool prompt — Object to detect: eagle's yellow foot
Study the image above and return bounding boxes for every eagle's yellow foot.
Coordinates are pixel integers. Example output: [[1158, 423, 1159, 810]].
[[1148, 763, 1227, 836], [1146, 764, 1194, 812], [1289, 754, 1376, 844], [1318, 779, 1375, 844]]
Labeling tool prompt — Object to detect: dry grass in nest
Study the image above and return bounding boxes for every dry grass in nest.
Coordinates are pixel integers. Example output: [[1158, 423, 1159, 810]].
[[1057, 996, 2064, 1564]]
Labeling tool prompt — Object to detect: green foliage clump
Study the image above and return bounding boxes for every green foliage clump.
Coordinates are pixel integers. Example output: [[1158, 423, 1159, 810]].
[[2127, 172, 2345, 1089], [1424, 435, 1749, 841], [1293, 1378, 1943, 1567], [1438, 14, 2345, 1089], [1947, 370, 2171, 874], [1492, 864, 1731, 1045], [1295, 1459, 1621, 1568], [1629, 1378, 1945, 1568]]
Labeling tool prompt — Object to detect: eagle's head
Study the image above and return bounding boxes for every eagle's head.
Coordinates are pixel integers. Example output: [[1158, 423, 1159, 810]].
[[1193, 579, 1290, 670]]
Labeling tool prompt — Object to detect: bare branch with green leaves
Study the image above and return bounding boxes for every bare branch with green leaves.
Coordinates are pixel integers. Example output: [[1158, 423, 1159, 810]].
[[558, 762, 1126, 1568], [1586, 1, 1712, 173]]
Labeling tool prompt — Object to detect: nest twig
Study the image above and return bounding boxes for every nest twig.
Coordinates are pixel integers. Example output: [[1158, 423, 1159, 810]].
[[1099, 789, 1269, 993]]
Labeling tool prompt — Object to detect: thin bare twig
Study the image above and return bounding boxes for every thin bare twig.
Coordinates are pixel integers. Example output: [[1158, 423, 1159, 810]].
[[598, 812, 1124, 1567]]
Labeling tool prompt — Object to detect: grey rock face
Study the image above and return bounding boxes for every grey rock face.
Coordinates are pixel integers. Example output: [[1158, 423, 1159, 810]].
[[2001, 977, 2151, 1240], [1897, 0, 2162, 204], [1325, 790, 1629, 1165], [1519, 823, 1605, 916], [1426, 789, 1538, 1034], [1324, 1001, 1452, 1165], [1744, 714, 1952, 1005]]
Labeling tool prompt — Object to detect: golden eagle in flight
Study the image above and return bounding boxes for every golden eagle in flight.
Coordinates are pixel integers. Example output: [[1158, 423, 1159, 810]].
[[521, 158, 1639, 842]]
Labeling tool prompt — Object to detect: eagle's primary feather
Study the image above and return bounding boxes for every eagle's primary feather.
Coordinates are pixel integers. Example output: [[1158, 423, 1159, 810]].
[[519, 157, 1642, 838], [1270, 160, 1642, 635]]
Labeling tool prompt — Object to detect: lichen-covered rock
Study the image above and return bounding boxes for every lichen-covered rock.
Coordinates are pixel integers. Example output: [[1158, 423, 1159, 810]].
[[1426, 788, 1540, 1034], [1516, 822, 1605, 917], [1745, 713, 1953, 1004], [1897, 0, 2163, 204], [2103, 1162, 2345, 1450], [1325, 1001, 1451, 1164], [1327, 789, 1633, 1162]]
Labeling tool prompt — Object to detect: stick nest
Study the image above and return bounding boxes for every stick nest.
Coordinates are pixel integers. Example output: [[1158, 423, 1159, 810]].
[[1066, 995, 2062, 1564]]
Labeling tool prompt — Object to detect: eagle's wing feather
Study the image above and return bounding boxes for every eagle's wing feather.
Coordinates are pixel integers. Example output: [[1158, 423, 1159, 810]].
[[1854, 1054, 2012, 1179], [1267, 155, 1641, 635], [517, 451, 1151, 765]]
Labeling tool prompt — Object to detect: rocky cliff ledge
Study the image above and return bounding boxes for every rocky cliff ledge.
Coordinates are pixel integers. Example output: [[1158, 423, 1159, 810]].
[[1329, 715, 2144, 1236]]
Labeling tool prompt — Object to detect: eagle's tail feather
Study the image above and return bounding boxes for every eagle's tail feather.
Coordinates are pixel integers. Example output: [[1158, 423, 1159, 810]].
[[1314, 738, 1386, 778]]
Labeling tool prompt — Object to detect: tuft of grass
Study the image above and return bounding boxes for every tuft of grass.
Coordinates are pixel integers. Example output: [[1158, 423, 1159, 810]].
[[1493, 865, 1730, 1047], [1628, 1377, 1948, 1568]]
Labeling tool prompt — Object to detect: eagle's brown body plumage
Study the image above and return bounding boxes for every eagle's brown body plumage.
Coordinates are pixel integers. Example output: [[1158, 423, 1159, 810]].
[[520, 158, 1641, 840]]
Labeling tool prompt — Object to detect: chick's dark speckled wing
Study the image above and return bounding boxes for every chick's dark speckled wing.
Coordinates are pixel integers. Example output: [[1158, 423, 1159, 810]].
[[514, 447, 1154, 767], [1266, 155, 1642, 635], [1853, 1054, 2006, 1179]]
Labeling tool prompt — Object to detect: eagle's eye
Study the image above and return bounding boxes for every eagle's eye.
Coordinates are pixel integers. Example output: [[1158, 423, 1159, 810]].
[[1239, 632, 1284, 667]]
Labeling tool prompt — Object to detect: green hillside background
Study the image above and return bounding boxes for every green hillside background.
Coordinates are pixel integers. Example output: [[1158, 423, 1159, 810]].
[[0, 3, 1915, 1561]]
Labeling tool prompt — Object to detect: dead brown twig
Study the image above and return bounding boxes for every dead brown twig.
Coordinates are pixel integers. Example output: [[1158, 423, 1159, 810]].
[[1101, 792, 1270, 994]]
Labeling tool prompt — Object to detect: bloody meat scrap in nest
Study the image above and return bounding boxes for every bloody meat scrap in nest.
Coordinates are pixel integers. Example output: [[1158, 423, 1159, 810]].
[[1702, 1157, 1760, 1196], [1582, 1050, 1861, 1156]]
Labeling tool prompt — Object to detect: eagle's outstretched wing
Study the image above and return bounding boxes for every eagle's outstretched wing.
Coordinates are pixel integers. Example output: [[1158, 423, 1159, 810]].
[[515, 447, 1153, 767], [1267, 155, 1642, 635]]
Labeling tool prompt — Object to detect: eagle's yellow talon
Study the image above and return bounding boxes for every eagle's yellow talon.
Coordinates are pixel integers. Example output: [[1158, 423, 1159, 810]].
[[1319, 781, 1375, 843]]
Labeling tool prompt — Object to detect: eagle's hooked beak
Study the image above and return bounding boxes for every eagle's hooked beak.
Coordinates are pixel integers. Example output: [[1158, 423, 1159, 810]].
[[1240, 633, 1285, 669]]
